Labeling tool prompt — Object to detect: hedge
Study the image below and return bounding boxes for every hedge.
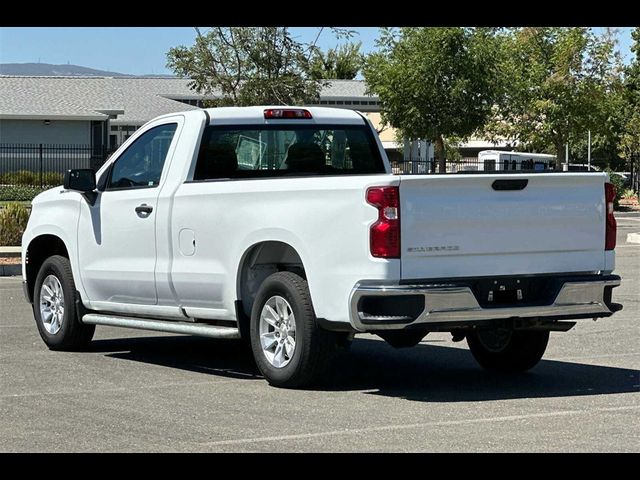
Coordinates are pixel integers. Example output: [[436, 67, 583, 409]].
[[0, 171, 63, 187], [0, 185, 48, 202]]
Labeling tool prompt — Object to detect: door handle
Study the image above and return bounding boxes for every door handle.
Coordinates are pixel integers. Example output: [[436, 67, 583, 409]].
[[492, 179, 528, 191], [135, 204, 153, 216]]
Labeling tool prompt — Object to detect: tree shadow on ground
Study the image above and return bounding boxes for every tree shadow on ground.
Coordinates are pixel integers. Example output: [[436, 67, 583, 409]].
[[89, 335, 640, 403]]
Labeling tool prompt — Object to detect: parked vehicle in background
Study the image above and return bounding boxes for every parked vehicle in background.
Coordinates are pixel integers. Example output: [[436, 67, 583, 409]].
[[21, 107, 622, 388], [478, 150, 557, 172]]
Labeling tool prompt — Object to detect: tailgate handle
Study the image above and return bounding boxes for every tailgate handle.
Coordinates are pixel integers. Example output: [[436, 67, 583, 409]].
[[492, 179, 528, 191]]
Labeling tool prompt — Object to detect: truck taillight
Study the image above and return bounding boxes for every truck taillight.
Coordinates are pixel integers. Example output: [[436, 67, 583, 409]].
[[367, 186, 400, 258], [605, 182, 616, 250], [263, 108, 312, 119]]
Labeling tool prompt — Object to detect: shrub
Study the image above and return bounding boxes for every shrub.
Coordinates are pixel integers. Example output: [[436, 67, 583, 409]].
[[0, 170, 37, 185], [0, 185, 46, 201], [622, 188, 637, 200], [605, 169, 625, 208], [0, 202, 30, 246], [41, 172, 64, 186], [0, 170, 63, 187]]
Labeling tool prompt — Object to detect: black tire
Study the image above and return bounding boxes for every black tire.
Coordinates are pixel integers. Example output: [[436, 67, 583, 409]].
[[33, 255, 95, 350], [467, 328, 549, 373], [378, 330, 428, 348], [249, 271, 336, 388]]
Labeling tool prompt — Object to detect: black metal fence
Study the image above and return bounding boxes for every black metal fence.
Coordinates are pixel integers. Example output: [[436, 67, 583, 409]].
[[392, 157, 482, 174], [0, 143, 111, 188], [391, 157, 563, 174]]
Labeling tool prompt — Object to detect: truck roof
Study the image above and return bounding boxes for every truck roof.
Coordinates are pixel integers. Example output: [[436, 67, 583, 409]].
[[203, 106, 367, 125], [145, 106, 369, 127]]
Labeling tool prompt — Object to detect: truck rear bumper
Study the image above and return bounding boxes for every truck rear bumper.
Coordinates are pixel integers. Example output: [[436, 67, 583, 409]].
[[349, 274, 621, 331]]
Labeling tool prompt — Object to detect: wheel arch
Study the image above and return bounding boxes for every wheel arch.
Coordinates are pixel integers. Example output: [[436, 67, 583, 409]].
[[236, 241, 307, 321], [24, 234, 70, 303]]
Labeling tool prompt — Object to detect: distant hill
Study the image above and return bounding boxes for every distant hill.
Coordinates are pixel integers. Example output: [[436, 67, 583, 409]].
[[0, 63, 174, 77], [0, 62, 129, 77]]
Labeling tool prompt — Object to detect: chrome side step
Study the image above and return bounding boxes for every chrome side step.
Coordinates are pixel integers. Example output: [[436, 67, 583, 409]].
[[81, 314, 241, 339]]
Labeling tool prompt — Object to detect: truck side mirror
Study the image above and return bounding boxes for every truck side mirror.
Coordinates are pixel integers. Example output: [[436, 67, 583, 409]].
[[64, 169, 96, 192], [64, 169, 98, 205]]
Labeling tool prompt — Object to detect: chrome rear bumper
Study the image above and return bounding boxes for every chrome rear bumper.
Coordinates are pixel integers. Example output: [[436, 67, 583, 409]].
[[349, 275, 621, 331]]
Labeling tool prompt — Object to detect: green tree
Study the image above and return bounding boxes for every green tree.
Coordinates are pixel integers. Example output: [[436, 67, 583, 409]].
[[484, 28, 623, 169], [619, 27, 640, 177], [308, 42, 363, 80], [166, 27, 321, 106], [363, 27, 501, 171]]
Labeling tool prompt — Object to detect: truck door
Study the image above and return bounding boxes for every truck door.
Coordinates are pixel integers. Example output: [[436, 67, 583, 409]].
[[77, 120, 180, 307]]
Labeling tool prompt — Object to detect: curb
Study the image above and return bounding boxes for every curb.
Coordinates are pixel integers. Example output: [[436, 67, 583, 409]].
[[0, 264, 21, 276], [627, 233, 640, 245], [0, 246, 21, 258]]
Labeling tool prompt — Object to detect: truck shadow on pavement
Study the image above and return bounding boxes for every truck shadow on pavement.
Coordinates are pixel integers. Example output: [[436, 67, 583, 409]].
[[90, 335, 261, 381], [332, 338, 640, 402], [90, 335, 640, 402]]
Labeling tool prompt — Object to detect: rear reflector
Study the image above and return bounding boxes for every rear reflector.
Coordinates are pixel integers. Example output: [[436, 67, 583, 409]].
[[264, 109, 312, 119], [367, 186, 400, 258], [605, 182, 616, 250]]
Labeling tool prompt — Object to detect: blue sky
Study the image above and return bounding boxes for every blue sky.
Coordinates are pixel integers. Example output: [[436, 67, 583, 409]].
[[0, 27, 634, 76]]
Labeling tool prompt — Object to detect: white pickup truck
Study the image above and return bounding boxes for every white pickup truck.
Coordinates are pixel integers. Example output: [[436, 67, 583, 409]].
[[21, 106, 622, 387]]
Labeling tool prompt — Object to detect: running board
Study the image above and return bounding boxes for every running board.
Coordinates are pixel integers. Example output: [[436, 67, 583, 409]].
[[81, 314, 241, 339]]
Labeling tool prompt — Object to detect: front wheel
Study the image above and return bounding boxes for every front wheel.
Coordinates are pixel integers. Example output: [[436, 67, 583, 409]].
[[33, 255, 95, 350], [249, 272, 337, 388], [466, 328, 549, 372]]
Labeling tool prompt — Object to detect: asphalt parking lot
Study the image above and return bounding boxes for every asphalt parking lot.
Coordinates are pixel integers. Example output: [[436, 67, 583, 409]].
[[1, 213, 638, 452]]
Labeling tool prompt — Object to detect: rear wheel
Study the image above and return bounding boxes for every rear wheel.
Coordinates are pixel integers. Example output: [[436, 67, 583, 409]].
[[249, 272, 337, 388], [33, 255, 95, 350], [466, 328, 549, 372]]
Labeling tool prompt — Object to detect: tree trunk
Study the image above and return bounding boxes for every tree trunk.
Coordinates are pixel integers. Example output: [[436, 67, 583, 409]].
[[555, 141, 565, 171], [435, 134, 445, 173]]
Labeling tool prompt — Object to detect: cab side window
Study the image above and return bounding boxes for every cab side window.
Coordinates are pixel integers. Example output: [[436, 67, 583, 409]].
[[107, 123, 177, 190]]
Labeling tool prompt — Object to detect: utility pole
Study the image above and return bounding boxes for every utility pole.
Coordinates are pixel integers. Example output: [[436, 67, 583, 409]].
[[587, 130, 591, 170], [564, 143, 569, 171]]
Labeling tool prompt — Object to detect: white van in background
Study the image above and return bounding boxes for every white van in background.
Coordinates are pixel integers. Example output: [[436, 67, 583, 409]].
[[478, 150, 557, 172]]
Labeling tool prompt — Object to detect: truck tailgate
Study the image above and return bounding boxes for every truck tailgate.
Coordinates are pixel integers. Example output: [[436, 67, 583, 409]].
[[399, 173, 606, 280]]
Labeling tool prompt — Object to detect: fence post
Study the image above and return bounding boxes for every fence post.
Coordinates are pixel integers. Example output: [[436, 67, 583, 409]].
[[39, 143, 43, 189]]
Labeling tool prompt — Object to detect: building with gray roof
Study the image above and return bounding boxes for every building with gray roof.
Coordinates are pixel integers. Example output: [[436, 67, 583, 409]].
[[0, 76, 379, 150]]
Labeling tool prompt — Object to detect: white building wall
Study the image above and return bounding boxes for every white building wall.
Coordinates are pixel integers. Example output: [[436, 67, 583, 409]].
[[0, 119, 91, 144]]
